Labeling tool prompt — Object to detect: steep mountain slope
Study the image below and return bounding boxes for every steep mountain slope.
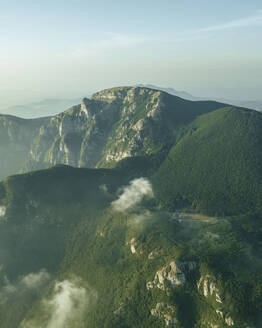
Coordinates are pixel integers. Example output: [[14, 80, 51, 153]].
[[26, 87, 227, 171], [153, 106, 262, 216], [0, 86, 227, 180], [0, 115, 49, 180]]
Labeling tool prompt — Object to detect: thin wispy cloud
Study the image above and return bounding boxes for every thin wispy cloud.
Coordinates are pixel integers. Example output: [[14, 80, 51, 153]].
[[60, 11, 262, 57], [198, 10, 262, 33], [149, 11, 262, 45]]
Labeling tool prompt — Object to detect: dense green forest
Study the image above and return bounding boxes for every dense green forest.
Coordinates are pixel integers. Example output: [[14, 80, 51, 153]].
[[0, 88, 261, 327]]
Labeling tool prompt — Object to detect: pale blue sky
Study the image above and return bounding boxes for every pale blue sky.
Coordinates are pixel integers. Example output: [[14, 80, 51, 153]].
[[0, 0, 262, 108]]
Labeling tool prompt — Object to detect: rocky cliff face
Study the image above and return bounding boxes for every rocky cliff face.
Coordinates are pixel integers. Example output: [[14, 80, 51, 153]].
[[26, 87, 172, 171], [147, 260, 196, 291], [151, 303, 177, 327], [0, 86, 227, 180], [0, 115, 49, 179], [198, 275, 235, 327]]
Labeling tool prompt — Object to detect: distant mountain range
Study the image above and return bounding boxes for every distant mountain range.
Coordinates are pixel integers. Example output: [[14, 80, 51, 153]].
[[0, 98, 83, 118], [138, 84, 262, 112], [1, 85, 261, 120]]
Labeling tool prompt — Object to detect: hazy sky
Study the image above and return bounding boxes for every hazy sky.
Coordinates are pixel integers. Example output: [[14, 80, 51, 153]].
[[1, 0, 262, 108]]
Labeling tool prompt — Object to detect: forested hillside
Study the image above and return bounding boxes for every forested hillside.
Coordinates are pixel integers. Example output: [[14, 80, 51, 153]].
[[0, 87, 261, 327]]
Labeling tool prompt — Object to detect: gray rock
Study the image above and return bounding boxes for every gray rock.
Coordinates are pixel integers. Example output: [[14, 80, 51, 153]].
[[147, 260, 197, 291]]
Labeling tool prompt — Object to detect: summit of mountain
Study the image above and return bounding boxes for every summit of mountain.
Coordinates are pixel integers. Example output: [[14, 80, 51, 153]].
[[0, 86, 228, 180]]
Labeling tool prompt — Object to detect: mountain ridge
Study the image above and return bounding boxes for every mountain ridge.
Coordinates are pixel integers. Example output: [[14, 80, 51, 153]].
[[138, 84, 262, 112], [0, 86, 229, 180]]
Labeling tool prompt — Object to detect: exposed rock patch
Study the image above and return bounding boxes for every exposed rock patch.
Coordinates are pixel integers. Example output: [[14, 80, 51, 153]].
[[130, 238, 138, 254], [151, 302, 177, 327], [0, 206, 6, 218], [197, 275, 222, 303], [225, 316, 234, 326], [198, 275, 235, 326], [148, 249, 160, 259], [147, 260, 196, 291]]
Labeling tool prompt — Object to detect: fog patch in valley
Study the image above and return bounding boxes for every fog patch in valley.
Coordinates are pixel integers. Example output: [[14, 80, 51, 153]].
[[128, 210, 153, 231], [0, 206, 6, 218], [0, 269, 50, 305], [21, 276, 96, 328], [99, 184, 108, 193], [112, 177, 153, 212]]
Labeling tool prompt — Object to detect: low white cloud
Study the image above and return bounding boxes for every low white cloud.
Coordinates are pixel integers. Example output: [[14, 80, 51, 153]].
[[0, 269, 50, 305], [128, 210, 152, 231], [99, 184, 108, 193], [20, 270, 50, 289], [112, 178, 153, 212], [45, 279, 87, 328], [21, 276, 96, 328]]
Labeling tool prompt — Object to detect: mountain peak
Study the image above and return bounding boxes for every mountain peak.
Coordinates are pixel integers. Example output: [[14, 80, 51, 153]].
[[0, 87, 231, 179], [91, 86, 162, 103]]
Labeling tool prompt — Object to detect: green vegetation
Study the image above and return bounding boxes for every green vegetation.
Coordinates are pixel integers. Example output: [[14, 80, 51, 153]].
[[154, 107, 262, 216], [0, 88, 262, 327]]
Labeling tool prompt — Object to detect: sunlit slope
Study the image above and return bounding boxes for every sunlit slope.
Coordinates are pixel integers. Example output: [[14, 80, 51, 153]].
[[154, 107, 262, 215], [0, 86, 228, 180], [25, 87, 228, 171]]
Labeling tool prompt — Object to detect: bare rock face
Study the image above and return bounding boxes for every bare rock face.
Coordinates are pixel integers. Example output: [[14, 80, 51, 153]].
[[0, 206, 6, 218], [148, 249, 160, 259], [25, 86, 170, 172], [197, 275, 222, 303], [151, 303, 177, 326], [0, 86, 226, 179], [225, 316, 234, 326], [130, 238, 138, 254], [198, 275, 235, 327], [0, 115, 48, 179], [0, 85, 227, 180], [147, 260, 197, 291]]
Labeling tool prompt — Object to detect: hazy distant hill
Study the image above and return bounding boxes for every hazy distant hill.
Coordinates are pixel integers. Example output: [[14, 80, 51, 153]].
[[0, 98, 83, 118], [136, 84, 200, 101], [235, 100, 262, 112], [138, 84, 262, 112]]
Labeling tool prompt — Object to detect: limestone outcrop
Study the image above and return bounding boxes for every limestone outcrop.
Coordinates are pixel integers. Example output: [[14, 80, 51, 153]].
[[151, 303, 177, 326], [147, 260, 196, 291]]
